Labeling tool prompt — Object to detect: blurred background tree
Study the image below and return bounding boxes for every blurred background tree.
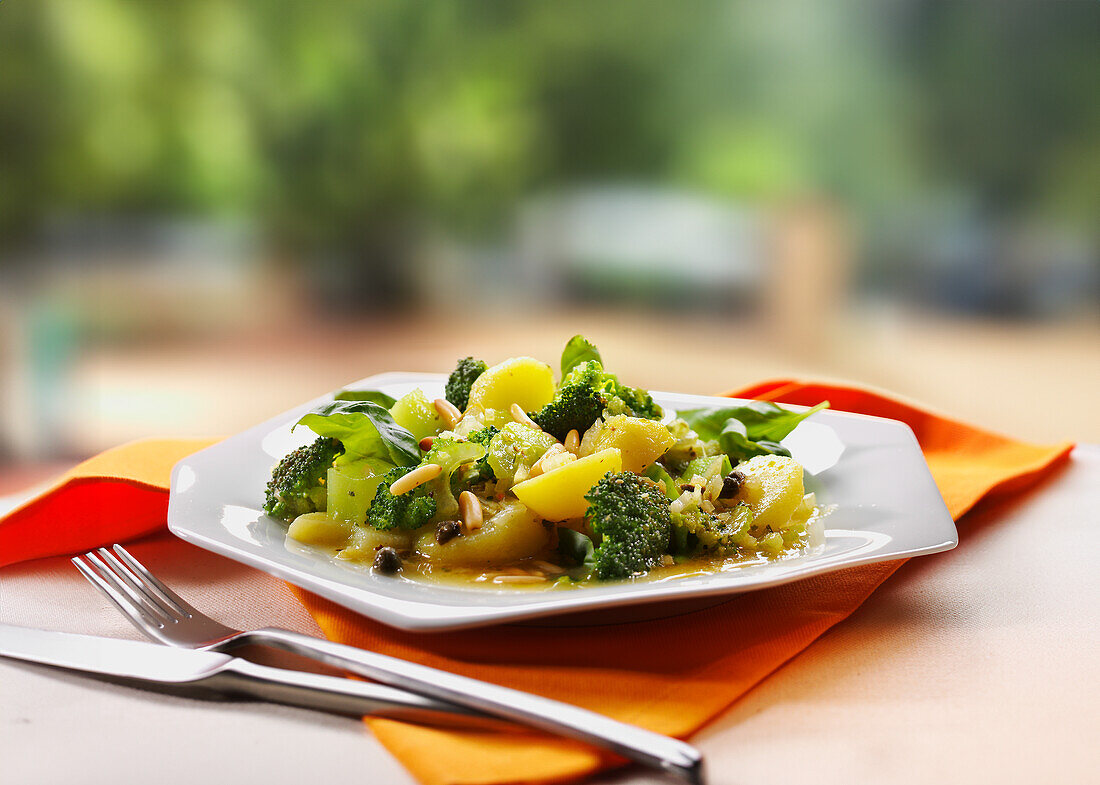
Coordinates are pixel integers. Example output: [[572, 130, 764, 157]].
[[1, 0, 1096, 309], [1, 0, 1098, 462]]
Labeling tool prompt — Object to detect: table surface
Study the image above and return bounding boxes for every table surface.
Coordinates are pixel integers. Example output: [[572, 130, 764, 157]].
[[1, 446, 1097, 785]]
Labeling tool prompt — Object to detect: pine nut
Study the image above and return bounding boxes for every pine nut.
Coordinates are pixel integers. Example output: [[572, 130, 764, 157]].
[[458, 490, 483, 531], [433, 398, 462, 428], [563, 429, 580, 454], [509, 403, 541, 430], [532, 451, 576, 477], [527, 445, 561, 477], [528, 444, 575, 478], [532, 559, 565, 575], [418, 436, 435, 451], [492, 574, 546, 584], [388, 463, 442, 495], [541, 443, 568, 461]]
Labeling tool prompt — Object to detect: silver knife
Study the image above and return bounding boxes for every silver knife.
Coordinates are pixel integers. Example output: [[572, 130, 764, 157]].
[[0, 623, 504, 729]]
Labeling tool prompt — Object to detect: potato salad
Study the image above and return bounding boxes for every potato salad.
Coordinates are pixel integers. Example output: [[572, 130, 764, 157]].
[[263, 336, 828, 587]]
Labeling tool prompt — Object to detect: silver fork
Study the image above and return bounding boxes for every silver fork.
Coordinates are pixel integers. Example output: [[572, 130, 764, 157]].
[[74, 544, 705, 785]]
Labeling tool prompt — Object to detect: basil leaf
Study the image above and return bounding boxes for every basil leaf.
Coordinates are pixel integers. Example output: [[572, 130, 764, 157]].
[[296, 401, 419, 467], [716, 401, 829, 442], [717, 419, 791, 462], [678, 400, 827, 464], [560, 335, 603, 377], [676, 408, 741, 441], [557, 528, 596, 569], [678, 401, 828, 443], [333, 389, 397, 408]]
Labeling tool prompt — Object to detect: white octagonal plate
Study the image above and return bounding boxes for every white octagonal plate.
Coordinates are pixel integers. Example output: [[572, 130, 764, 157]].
[[168, 373, 958, 632]]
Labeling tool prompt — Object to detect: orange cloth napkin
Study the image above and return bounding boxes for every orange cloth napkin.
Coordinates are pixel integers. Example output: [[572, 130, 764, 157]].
[[0, 439, 215, 569], [0, 382, 1073, 785]]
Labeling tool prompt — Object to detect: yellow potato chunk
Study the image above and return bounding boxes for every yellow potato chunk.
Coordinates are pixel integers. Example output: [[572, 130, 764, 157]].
[[511, 448, 622, 521], [734, 454, 805, 531], [415, 500, 548, 565], [337, 525, 414, 561], [466, 357, 555, 414], [581, 415, 675, 473], [288, 512, 354, 547]]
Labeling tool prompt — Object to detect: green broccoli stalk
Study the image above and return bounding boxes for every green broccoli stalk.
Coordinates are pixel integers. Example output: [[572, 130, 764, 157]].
[[584, 471, 672, 579], [420, 437, 487, 520], [263, 437, 344, 521], [444, 357, 488, 411], [365, 466, 438, 531]]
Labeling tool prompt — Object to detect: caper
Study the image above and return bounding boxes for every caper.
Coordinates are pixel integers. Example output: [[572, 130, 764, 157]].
[[373, 547, 402, 574], [435, 520, 461, 544], [719, 471, 746, 499]]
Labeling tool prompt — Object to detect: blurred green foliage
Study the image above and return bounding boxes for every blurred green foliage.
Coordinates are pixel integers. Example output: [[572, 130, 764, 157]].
[[1, 0, 1097, 265]]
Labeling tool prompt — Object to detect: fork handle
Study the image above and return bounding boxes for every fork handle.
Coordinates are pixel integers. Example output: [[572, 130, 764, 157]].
[[249, 627, 704, 784]]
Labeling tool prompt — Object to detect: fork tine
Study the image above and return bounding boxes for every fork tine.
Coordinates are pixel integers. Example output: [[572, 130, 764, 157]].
[[72, 556, 166, 633], [95, 548, 181, 621], [111, 544, 196, 617], [82, 551, 173, 624]]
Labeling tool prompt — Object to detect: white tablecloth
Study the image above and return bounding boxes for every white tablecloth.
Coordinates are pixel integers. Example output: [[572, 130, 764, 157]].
[[3, 447, 1098, 785]]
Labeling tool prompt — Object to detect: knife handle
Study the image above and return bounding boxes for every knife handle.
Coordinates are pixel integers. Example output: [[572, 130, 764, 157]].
[[208, 658, 511, 730], [248, 627, 705, 784]]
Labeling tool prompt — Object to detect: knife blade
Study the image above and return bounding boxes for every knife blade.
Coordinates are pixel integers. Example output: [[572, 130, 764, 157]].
[[0, 623, 504, 728], [0, 622, 237, 682]]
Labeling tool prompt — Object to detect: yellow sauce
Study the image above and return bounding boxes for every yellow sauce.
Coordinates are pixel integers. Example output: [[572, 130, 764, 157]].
[[287, 522, 820, 592]]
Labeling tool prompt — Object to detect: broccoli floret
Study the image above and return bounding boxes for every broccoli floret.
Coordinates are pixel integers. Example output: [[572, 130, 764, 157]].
[[445, 357, 488, 411], [603, 379, 663, 420], [466, 425, 499, 483], [530, 361, 607, 441], [469, 425, 499, 444], [366, 466, 437, 531], [584, 471, 672, 580], [530, 360, 662, 441], [671, 504, 753, 556], [263, 437, 344, 521]]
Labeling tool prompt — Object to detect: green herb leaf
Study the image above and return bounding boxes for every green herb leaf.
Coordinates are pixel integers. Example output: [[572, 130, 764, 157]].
[[560, 335, 603, 377], [717, 419, 791, 462], [557, 528, 596, 569], [333, 389, 397, 408], [296, 401, 419, 467], [717, 401, 829, 442], [677, 401, 828, 463]]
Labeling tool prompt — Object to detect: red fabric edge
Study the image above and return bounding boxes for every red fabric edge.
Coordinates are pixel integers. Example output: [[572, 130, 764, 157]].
[[0, 477, 169, 568]]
